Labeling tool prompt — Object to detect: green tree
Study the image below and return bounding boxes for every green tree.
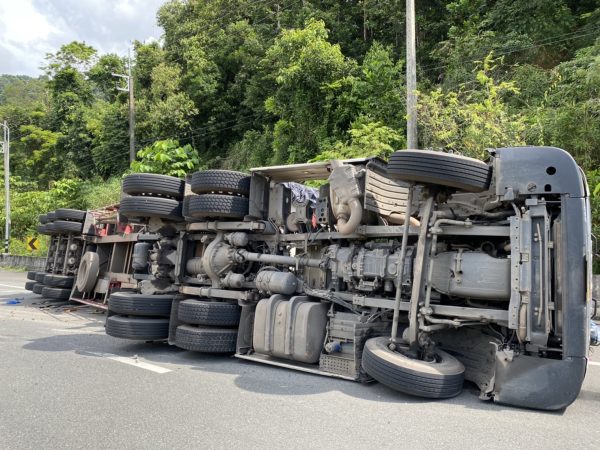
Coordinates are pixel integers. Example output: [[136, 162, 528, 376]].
[[419, 54, 526, 159], [526, 37, 600, 167], [313, 116, 405, 161], [19, 125, 63, 187], [263, 19, 356, 164], [131, 139, 200, 178], [88, 54, 127, 102], [137, 63, 198, 142], [43, 41, 98, 76], [86, 101, 130, 178]]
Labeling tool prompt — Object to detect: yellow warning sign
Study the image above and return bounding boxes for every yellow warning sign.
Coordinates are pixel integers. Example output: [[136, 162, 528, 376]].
[[26, 237, 40, 251]]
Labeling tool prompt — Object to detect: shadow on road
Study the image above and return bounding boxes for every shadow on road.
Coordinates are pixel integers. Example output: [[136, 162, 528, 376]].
[[20, 331, 572, 415]]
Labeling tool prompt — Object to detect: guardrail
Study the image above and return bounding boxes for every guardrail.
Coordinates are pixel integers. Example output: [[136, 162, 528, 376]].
[[0, 254, 46, 271]]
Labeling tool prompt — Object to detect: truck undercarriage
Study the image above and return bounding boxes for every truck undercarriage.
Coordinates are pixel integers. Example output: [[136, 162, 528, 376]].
[[29, 146, 592, 410], [166, 146, 591, 410]]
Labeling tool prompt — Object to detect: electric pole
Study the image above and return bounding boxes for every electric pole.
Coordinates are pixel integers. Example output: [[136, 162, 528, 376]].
[[406, 0, 417, 149], [112, 48, 136, 163], [128, 49, 136, 163], [1, 121, 10, 255]]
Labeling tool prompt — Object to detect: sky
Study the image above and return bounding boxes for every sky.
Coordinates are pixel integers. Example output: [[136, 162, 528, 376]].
[[0, 0, 166, 77]]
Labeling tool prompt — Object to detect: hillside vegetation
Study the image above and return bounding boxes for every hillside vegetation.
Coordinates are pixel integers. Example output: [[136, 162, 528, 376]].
[[0, 0, 599, 257]]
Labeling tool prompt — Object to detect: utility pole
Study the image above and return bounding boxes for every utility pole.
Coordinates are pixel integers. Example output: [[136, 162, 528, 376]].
[[363, 0, 368, 41], [128, 49, 136, 163], [112, 48, 135, 163], [1, 121, 10, 255], [406, 0, 417, 149]]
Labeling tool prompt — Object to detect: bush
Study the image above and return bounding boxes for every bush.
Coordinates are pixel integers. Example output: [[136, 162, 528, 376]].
[[9, 235, 49, 257], [130, 139, 199, 178], [586, 169, 600, 274], [78, 177, 122, 209]]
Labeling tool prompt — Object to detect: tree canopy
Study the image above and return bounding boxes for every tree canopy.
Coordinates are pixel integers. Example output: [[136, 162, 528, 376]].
[[1, 0, 600, 255]]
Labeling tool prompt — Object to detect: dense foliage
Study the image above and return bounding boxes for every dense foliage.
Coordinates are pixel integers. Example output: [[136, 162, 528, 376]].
[[0, 0, 599, 259]]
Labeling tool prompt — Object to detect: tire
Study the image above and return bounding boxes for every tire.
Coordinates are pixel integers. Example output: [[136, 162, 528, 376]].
[[26, 271, 38, 281], [25, 280, 36, 291], [105, 315, 169, 340], [34, 272, 46, 283], [53, 220, 83, 234], [191, 170, 251, 196], [41, 286, 71, 300], [122, 173, 185, 200], [46, 212, 56, 222], [182, 195, 204, 223], [43, 274, 75, 288], [108, 292, 174, 317], [188, 194, 248, 219], [387, 150, 492, 193], [36, 224, 47, 234], [55, 208, 86, 222], [76, 252, 100, 293], [361, 337, 465, 399], [119, 196, 183, 221], [178, 299, 241, 327], [45, 223, 57, 235], [182, 195, 194, 218], [39, 214, 49, 224], [32, 283, 44, 294], [175, 325, 238, 353]]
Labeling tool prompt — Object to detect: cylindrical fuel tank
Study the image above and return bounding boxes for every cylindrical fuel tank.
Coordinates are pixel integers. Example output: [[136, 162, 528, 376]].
[[132, 242, 152, 271], [430, 251, 511, 300], [255, 270, 297, 295]]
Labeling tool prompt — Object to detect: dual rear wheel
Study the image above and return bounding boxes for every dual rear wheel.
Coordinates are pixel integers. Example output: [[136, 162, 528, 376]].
[[174, 299, 241, 353], [105, 292, 174, 341], [185, 170, 251, 220]]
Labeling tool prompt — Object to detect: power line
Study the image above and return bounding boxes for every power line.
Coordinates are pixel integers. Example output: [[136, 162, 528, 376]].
[[70, 114, 264, 176], [13, 5, 600, 180], [36, 0, 296, 177], [419, 25, 600, 75], [134, 112, 260, 149], [127, 0, 301, 150]]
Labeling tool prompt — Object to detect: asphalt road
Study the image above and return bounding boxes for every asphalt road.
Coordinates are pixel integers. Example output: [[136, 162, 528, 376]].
[[1, 269, 600, 449]]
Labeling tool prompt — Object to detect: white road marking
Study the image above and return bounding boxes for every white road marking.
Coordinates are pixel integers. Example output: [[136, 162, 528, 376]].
[[52, 328, 105, 334], [0, 283, 28, 290], [83, 350, 172, 373], [588, 361, 600, 367], [103, 353, 172, 374]]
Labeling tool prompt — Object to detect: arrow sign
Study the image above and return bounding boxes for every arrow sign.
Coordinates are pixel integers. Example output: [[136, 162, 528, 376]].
[[26, 237, 39, 251]]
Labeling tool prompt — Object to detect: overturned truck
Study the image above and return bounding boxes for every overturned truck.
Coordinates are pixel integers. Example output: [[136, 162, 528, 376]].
[[166, 146, 592, 410]]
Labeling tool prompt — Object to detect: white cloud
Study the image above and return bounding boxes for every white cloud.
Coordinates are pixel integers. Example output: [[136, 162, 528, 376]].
[[0, 0, 166, 76], [1, 0, 60, 43]]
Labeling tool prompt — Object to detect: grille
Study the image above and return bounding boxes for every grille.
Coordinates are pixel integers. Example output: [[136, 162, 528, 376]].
[[319, 354, 358, 378]]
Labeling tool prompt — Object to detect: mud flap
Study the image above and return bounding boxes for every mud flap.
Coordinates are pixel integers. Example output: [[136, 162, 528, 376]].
[[492, 353, 587, 410]]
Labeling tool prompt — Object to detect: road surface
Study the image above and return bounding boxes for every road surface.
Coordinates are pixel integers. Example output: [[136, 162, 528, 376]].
[[1, 270, 599, 449]]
